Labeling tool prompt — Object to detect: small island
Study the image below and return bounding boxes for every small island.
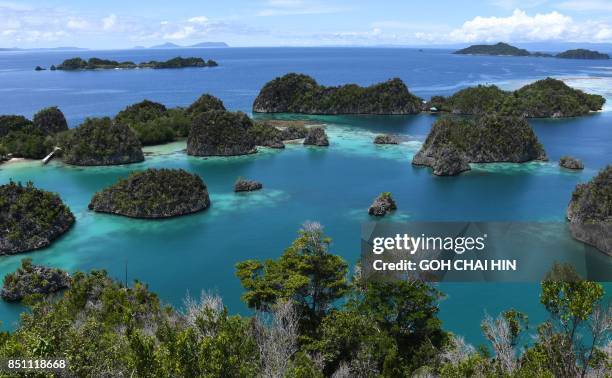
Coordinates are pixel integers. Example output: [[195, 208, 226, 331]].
[[560, 156, 584, 170], [88, 168, 210, 219], [374, 134, 399, 144], [234, 178, 263, 192], [556, 49, 609, 60], [303, 127, 329, 146], [1, 259, 71, 302], [566, 165, 612, 256], [429, 78, 605, 118], [0, 181, 75, 255], [61, 117, 144, 166], [187, 110, 256, 156], [412, 115, 547, 176], [454, 42, 531, 56], [368, 192, 397, 216], [253, 73, 422, 115], [51, 56, 218, 70]]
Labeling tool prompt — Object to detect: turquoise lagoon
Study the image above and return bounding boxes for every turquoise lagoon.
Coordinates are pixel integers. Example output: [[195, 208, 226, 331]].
[[0, 47, 611, 345]]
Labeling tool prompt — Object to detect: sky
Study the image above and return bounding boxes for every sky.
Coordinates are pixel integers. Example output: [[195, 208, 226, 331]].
[[1, 0, 612, 48]]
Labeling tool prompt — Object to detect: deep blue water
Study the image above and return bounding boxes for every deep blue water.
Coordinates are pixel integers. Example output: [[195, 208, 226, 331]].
[[0, 47, 610, 345]]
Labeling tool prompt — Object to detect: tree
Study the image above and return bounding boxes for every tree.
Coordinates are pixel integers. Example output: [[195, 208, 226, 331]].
[[236, 222, 349, 334]]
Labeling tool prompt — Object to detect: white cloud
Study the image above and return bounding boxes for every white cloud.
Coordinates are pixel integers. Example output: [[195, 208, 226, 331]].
[[557, 0, 612, 12], [102, 14, 117, 30], [416, 8, 612, 43], [188, 16, 209, 24], [257, 0, 346, 16]]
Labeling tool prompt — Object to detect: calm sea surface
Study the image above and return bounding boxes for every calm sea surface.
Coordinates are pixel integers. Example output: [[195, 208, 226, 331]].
[[0, 47, 611, 344]]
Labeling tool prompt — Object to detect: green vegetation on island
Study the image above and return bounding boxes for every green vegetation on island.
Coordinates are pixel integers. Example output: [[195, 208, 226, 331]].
[[0, 181, 75, 255], [53, 56, 218, 70], [253, 73, 422, 114], [0, 224, 607, 377], [114, 100, 191, 146], [454, 42, 531, 56], [187, 110, 256, 156], [431, 78, 605, 118], [566, 165, 612, 256], [368, 192, 397, 216], [413, 115, 547, 176], [89, 168, 210, 218], [60, 117, 144, 166], [1, 258, 71, 302], [557, 49, 610, 60], [0, 107, 68, 160]]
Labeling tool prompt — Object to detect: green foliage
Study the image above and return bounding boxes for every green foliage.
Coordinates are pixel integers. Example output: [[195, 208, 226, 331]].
[[248, 121, 284, 147], [1, 126, 53, 159], [253, 73, 423, 114], [61, 117, 144, 166], [88, 168, 210, 218], [568, 165, 612, 223], [236, 223, 349, 333], [437, 77, 605, 117], [0, 115, 33, 137], [454, 42, 531, 56], [186, 93, 226, 116], [33, 106, 68, 134], [1, 258, 71, 301], [187, 110, 256, 156], [0, 181, 75, 254], [115, 100, 167, 125]]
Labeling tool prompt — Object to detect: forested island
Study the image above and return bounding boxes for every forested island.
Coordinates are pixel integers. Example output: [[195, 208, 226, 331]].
[[428, 78, 605, 118], [567, 165, 612, 255], [412, 115, 547, 176], [454, 42, 609, 60], [0, 223, 607, 377], [0, 181, 75, 254], [253, 73, 422, 114], [61, 117, 144, 166], [454, 42, 531, 56], [89, 168, 210, 218], [42, 56, 218, 71], [1, 258, 71, 301], [556, 49, 610, 60]]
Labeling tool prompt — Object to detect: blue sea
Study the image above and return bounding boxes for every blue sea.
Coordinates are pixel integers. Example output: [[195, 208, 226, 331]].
[[0, 47, 611, 345]]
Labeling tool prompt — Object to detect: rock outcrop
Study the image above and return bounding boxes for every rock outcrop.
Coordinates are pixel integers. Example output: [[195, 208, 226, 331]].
[[186, 94, 226, 116], [559, 156, 584, 170], [253, 73, 422, 115], [1, 259, 71, 301], [280, 124, 309, 140], [303, 127, 329, 147], [248, 122, 285, 148], [412, 115, 547, 176], [187, 110, 256, 156], [33, 107, 69, 134], [0, 181, 75, 255], [566, 166, 612, 256], [88, 168, 210, 219], [234, 178, 263, 192], [373, 134, 399, 144], [62, 117, 144, 166], [368, 192, 397, 217]]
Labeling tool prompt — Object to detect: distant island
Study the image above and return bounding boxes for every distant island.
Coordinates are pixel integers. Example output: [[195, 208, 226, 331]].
[[454, 42, 609, 60], [42, 56, 218, 71], [556, 49, 610, 60], [454, 42, 531, 56], [253, 73, 422, 115]]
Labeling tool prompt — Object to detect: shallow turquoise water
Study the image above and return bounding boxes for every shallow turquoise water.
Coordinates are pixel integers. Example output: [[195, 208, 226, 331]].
[[0, 48, 611, 345]]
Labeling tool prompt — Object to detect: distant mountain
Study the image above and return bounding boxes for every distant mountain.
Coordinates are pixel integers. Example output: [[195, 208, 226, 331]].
[[454, 42, 530, 56], [556, 49, 609, 60], [148, 42, 229, 49], [149, 42, 182, 49]]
